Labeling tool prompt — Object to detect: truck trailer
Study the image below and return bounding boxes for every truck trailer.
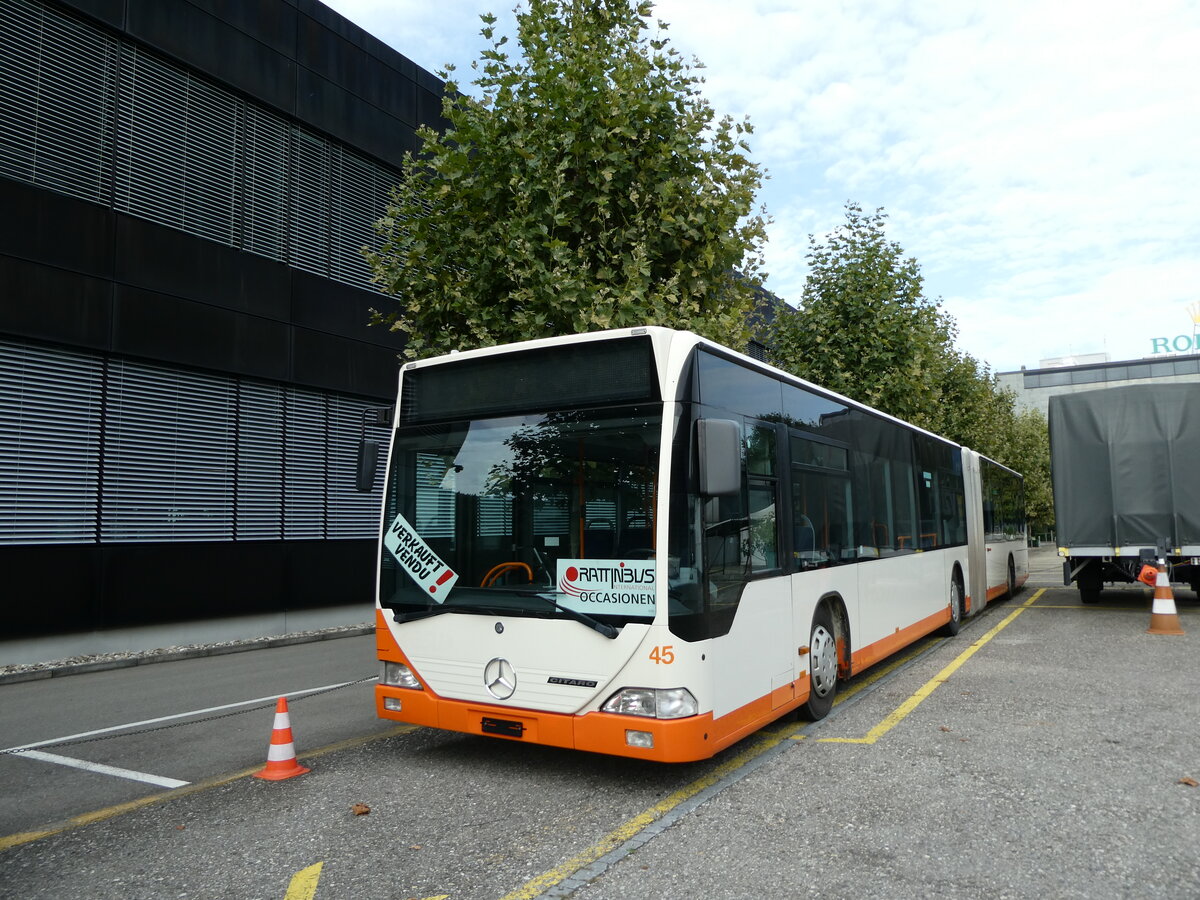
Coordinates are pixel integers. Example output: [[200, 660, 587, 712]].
[[1049, 384, 1200, 603]]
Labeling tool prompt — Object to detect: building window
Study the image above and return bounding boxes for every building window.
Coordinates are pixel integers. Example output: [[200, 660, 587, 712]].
[[115, 45, 241, 246], [0, 0, 118, 204], [0, 338, 387, 546], [0, 0, 403, 294], [101, 359, 237, 542], [0, 340, 103, 544]]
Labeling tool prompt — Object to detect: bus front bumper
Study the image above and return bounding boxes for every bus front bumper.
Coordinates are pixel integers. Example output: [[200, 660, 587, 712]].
[[375, 684, 719, 763]]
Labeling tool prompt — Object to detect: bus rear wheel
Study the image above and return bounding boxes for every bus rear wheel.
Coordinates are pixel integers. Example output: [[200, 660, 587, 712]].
[[1006, 556, 1017, 599], [801, 605, 838, 721], [939, 572, 964, 636]]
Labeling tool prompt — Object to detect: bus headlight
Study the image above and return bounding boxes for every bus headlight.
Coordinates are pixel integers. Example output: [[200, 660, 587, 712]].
[[601, 687, 697, 719], [655, 688, 699, 719], [381, 661, 422, 689]]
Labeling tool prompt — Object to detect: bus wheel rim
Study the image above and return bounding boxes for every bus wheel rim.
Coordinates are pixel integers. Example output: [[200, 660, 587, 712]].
[[811, 624, 837, 697]]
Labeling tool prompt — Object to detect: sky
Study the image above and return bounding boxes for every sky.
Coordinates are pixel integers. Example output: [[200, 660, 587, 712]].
[[321, 0, 1200, 373]]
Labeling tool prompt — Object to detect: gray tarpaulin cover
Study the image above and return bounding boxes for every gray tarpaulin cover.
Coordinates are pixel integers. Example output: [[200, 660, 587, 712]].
[[1049, 384, 1200, 550]]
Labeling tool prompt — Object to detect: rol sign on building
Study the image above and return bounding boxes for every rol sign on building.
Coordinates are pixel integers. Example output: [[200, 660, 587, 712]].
[[1150, 302, 1200, 354]]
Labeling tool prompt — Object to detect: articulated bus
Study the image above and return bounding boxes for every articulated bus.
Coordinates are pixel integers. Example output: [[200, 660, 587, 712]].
[[367, 327, 1027, 762]]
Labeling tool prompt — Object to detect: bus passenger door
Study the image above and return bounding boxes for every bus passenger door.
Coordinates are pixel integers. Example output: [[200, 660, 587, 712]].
[[748, 425, 794, 710], [704, 420, 795, 718], [787, 432, 858, 677]]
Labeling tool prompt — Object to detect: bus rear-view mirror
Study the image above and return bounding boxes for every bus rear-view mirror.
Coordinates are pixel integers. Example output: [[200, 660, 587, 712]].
[[355, 439, 380, 492], [697, 418, 741, 496]]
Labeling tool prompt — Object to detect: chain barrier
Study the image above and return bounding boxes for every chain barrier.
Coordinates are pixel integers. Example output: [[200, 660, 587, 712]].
[[1, 674, 377, 756]]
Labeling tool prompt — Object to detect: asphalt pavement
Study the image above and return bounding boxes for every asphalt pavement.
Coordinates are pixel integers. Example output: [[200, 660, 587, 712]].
[[0, 545, 1196, 900]]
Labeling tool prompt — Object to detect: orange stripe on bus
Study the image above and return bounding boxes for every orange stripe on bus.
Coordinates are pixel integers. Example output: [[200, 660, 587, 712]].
[[850, 607, 948, 674]]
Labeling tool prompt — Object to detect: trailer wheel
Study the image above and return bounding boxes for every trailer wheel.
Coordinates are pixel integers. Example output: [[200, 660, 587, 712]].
[[1078, 562, 1102, 604], [801, 605, 838, 721]]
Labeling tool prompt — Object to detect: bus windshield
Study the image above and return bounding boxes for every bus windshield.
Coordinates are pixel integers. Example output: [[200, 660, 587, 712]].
[[378, 403, 662, 631]]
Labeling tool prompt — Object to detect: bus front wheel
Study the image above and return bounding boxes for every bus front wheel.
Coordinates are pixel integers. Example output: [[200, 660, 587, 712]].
[[801, 605, 838, 721]]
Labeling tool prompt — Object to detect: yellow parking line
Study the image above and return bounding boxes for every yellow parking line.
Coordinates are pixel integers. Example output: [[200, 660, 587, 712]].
[[819, 589, 1044, 745], [284, 862, 323, 900], [839, 637, 945, 702]]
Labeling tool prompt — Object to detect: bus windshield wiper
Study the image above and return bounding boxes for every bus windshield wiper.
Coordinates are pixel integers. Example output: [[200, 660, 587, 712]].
[[391, 604, 453, 624], [514, 591, 619, 639]]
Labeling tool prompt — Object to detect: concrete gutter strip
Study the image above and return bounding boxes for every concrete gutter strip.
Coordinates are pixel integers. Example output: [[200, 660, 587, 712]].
[[0, 624, 374, 686]]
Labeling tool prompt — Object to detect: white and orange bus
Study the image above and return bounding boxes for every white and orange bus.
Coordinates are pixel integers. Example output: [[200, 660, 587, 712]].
[[365, 327, 1027, 762]]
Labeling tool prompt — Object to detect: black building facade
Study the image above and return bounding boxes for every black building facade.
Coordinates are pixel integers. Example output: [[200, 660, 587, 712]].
[[0, 0, 445, 635]]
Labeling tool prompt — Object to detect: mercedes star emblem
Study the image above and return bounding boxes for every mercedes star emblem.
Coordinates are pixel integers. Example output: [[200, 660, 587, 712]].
[[483, 657, 517, 700]]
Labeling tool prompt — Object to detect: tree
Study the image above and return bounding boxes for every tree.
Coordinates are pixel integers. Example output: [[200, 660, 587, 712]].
[[767, 203, 955, 431], [366, 0, 768, 359], [930, 348, 1016, 457], [997, 408, 1054, 534]]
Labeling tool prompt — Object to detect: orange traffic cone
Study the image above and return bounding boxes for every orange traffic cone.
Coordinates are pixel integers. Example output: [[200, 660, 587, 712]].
[[253, 697, 311, 780], [1147, 561, 1185, 635]]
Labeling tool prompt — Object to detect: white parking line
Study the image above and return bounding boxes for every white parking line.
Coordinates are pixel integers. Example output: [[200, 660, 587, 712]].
[[1, 679, 369, 754], [16, 750, 190, 789]]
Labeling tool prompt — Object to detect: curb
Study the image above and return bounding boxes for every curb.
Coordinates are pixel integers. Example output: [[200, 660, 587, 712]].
[[0, 625, 374, 687]]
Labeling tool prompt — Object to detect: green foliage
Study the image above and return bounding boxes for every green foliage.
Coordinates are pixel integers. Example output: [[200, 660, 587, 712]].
[[767, 203, 955, 431], [768, 202, 1053, 530], [996, 408, 1054, 533], [366, 0, 768, 359]]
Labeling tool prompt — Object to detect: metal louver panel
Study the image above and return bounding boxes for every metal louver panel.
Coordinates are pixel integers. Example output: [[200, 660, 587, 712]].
[[115, 46, 186, 231], [243, 105, 289, 261], [0, 0, 116, 204], [585, 499, 616, 528], [115, 45, 240, 245], [101, 360, 235, 542], [415, 453, 454, 540], [236, 380, 284, 539], [289, 127, 332, 277], [533, 495, 570, 536], [284, 388, 326, 539], [327, 395, 385, 538], [0, 339, 103, 544], [2, 337, 386, 547], [332, 147, 391, 289], [181, 74, 240, 244], [3, 0, 406, 294], [477, 495, 513, 538]]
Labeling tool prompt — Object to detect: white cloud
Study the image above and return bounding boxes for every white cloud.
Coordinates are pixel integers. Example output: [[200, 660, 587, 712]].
[[321, 0, 1200, 370]]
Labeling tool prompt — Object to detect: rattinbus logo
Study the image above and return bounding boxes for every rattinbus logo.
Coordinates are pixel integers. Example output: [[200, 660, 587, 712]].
[[1150, 303, 1200, 354], [555, 559, 656, 613]]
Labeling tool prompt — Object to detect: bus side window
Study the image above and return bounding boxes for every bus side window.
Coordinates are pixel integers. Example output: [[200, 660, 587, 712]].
[[788, 432, 852, 567], [747, 479, 778, 571]]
